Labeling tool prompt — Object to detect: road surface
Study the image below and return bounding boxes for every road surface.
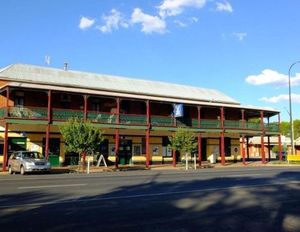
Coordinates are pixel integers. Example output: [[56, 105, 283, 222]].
[[1, 166, 300, 232]]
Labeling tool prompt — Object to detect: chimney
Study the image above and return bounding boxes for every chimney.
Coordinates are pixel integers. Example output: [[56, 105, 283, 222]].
[[64, 62, 68, 71]]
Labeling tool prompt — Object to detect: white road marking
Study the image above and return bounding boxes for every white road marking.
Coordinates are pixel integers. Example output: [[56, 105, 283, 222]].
[[17, 183, 87, 189]]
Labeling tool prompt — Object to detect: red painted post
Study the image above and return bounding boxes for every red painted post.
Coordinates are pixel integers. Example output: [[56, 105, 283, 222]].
[[197, 106, 201, 128], [146, 129, 150, 168], [242, 136, 246, 165], [47, 90, 52, 122], [278, 113, 282, 161], [5, 87, 10, 117], [260, 111, 266, 163], [241, 109, 245, 128], [172, 149, 176, 167], [198, 134, 202, 167], [115, 129, 119, 168], [220, 107, 225, 166], [2, 123, 8, 171], [84, 95, 88, 121], [221, 132, 225, 165], [146, 100, 150, 168], [45, 90, 52, 160], [115, 98, 120, 168], [45, 124, 50, 160], [116, 98, 120, 124]]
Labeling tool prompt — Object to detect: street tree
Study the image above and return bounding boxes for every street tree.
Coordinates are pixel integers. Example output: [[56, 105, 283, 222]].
[[60, 117, 104, 170], [168, 128, 197, 170]]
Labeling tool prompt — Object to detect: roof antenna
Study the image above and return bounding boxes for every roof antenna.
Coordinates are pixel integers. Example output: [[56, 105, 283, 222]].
[[64, 62, 68, 71], [45, 55, 51, 66]]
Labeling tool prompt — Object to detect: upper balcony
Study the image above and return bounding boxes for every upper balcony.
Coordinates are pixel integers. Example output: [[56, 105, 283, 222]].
[[0, 88, 280, 133], [0, 106, 280, 133]]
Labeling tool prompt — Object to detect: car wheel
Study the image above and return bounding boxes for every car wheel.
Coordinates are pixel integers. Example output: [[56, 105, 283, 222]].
[[20, 166, 25, 175], [8, 166, 13, 175]]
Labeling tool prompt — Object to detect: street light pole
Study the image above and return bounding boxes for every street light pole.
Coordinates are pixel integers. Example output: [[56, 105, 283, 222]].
[[288, 61, 300, 155]]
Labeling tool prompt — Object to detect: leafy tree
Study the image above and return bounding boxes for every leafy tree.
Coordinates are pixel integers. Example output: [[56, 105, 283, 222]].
[[60, 118, 104, 166], [280, 121, 290, 136], [294, 119, 300, 139], [168, 128, 197, 163], [272, 145, 287, 154], [280, 120, 300, 139]]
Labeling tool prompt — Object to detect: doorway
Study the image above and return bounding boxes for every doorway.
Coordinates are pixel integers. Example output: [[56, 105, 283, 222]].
[[201, 138, 207, 161], [43, 138, 60, 166], [119, 140, 132, 165]]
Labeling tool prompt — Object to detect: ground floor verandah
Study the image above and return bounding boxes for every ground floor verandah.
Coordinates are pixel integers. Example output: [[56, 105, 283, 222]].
[[0, 122, 283, 171]]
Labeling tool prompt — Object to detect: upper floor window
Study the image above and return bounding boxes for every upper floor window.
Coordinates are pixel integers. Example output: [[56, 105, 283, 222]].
[[92, 99, 101, 112], [14, 91, 24, 107]]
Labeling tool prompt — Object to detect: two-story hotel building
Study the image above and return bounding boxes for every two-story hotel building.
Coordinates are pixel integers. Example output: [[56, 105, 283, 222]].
[[0, 64, 282, 170]]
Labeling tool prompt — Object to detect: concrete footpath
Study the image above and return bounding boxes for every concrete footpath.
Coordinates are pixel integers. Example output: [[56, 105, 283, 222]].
[[0, 160, 299, 175]]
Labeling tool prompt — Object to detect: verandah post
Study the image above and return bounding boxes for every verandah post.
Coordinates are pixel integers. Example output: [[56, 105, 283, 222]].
[[260, 111, 266, 163], [220, 107, 225, 166], [2, 123, 9, 172]]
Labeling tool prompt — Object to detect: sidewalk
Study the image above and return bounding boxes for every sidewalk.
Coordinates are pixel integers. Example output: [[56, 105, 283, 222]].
[[0, 160, 298, 175], [50, 160, 299, 174]]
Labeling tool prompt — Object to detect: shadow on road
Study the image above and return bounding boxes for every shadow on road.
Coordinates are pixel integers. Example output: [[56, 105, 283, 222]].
[[1, 171, 300, 232]]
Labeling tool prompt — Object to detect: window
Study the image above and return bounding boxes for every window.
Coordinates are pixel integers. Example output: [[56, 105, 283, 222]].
[[133, 145, 141, 156], [92, 102, 101, 112], [15, 96, 24, 107]]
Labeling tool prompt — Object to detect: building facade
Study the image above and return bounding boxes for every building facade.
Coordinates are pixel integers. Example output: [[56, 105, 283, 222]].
[[0, 64, 282, 170]]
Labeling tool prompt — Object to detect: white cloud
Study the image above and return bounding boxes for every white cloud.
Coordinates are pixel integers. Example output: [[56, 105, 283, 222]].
[[232, 32, 247, 41], [216, 1, 233, 13], [246, 69, 300, 86], [131, 8, 166, 34], [189, 17, 199, 23], [98, 9, 129, 33], [174, 20, 187, 27], [158, 0, 207, 18], [260, 94, 300, 104], [79, 16, 95, 30]]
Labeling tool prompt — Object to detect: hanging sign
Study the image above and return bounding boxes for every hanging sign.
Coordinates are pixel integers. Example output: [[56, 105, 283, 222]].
[[173, 103, 184, 117]]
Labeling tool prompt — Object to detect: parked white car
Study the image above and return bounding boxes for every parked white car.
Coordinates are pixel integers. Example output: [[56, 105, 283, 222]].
[[8, 151, 51, 175]]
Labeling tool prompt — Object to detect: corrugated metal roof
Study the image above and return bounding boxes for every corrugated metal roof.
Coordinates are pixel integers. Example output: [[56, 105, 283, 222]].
[[0, 64, 240, 105]]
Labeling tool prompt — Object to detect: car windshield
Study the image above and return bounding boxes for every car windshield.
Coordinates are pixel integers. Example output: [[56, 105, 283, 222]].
[[23, 152, 44, 159]]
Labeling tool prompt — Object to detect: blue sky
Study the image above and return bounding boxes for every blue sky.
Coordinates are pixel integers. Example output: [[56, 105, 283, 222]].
[[1, 0, 300, 122]]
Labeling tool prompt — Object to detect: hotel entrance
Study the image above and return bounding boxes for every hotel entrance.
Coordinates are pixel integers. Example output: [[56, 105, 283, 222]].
[[119, 140, 132, 165]]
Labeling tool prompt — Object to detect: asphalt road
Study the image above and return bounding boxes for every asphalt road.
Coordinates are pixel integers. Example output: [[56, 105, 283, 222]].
[[1, 166, 300, 232]]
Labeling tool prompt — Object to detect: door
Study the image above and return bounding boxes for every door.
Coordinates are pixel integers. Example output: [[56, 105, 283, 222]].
[[43, 138, 60, 166], [201, 138, 207, 161], [119, 140, 132, 165]]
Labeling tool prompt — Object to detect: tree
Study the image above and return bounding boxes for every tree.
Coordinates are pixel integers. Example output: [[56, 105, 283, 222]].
[[294, 119, 300, 139], [280, 121, 290, 136], [168, 128, 197, 169], [60, 118, 104, 169], [280, 120, 300, 139]]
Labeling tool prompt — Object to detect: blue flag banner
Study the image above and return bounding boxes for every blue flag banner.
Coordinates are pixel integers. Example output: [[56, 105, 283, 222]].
[[173, 104, 184, 117]]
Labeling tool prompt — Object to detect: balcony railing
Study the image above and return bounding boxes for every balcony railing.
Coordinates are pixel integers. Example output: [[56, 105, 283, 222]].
[[151, 116, 174, 127], [0, 107, 6, 118], [120, 114, 147, 125], [52, 108, 84, 121], [0, 106, 279, 132], [200, 119, 221, 129], [88, 112, 116, 124], [224, 120, 244, 129], [265, 123, 279, 132], [8, 106, 48, 119], [246, 122, 261, 130]]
